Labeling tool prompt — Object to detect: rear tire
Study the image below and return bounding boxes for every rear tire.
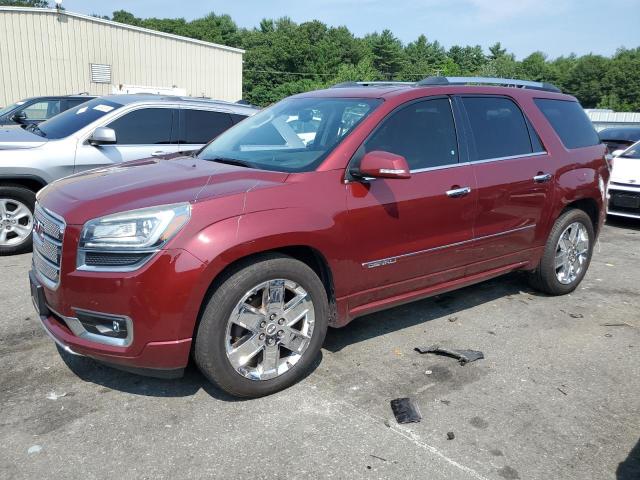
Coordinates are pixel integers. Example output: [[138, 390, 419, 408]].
[[528, 209, 594, 295], [0, 186, 35, 256], [194, 254, 328, 398]]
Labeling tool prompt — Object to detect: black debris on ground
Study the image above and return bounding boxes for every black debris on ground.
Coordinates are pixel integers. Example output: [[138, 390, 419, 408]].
[[390, 398, 422, 424], [447, 431, 455, 440], [415, 345, 485, 365]]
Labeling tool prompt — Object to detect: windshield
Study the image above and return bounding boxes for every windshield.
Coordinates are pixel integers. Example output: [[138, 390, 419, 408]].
[[0, 101, 25, 117], [621, 142, 640, 159], [599, 127, 640, 141], [197, 97, 382, 172], [36, 98, 123, 139]]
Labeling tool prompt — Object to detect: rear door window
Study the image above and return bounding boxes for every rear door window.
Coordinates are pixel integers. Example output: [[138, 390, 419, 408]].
[[364, 97, 459, 171], [534, 98, 600, 149], [107, 108, 174, 145], [180, 109, 233, 144], [460, 96, 533, 161]]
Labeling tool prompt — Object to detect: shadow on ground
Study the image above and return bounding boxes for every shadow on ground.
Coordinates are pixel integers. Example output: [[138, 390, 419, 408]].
[[57, 272, 537, 400], [58, 344, 322, 401], [617, 438, 640, 479], [606, 216, 640, 232], [324, 272, 537, 352]]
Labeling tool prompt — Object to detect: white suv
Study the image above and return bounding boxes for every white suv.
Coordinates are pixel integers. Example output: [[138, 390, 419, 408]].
[[607, 140, 640, 219], [0, 95, 257, 254]]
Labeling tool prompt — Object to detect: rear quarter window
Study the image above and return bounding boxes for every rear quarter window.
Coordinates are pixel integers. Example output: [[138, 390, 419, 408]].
[[534, 99, 600, 149]]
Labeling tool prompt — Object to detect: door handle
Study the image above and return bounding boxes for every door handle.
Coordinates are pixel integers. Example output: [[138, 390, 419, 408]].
[[533, 173, 552, 183], [151, 151, 166, 157], [446, 186, 471, 198]]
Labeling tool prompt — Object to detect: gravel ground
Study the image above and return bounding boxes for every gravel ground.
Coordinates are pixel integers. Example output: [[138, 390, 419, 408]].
[[1, 218, 639, 480]]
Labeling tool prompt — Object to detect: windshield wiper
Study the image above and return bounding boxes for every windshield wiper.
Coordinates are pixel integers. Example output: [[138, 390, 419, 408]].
[[207, 157, 255, 169]]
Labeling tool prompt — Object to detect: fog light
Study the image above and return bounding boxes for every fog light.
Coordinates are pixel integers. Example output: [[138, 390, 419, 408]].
[[74, 310, 129, 340]]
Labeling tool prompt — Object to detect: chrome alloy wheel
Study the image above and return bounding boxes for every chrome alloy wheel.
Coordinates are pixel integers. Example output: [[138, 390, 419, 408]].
[[225, 279, 315, 381], [555, 221, 589, 285], [0, 198, 33, 246]]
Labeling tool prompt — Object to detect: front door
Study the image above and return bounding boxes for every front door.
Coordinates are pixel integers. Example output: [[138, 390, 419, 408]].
[[345, 97, 477, 308], [455, 95, 555, 274], [74, 107, 181, 173]]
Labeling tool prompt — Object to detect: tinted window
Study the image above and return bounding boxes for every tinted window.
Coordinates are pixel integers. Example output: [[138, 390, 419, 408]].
[[22, 100, 61, 121], [65, 98, 92, 109], [462, 97, 533, 160], [230, 113, 249, 124], [525, 116, 545, 153], [108, 108, 173, 145], [534, 99, 600, 149], [38, 98, 123, 139], [598, 127, 640, 142], [181, 109, 233, 144], [364, 98, 458, 170]]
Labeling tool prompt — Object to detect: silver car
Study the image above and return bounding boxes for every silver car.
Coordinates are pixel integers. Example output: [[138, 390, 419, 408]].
[[0, 95, 258, 254]]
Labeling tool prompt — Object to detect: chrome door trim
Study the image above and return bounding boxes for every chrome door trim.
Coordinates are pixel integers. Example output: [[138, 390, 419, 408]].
[[362, 224, 536, 268]]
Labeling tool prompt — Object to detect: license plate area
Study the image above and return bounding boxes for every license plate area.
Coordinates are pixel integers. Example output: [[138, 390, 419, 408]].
[[612, 193, 640, 209]]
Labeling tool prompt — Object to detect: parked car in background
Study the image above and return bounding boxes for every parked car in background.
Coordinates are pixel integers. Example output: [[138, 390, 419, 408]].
[[607, 140, 640, 219], [29, 77, 608, 397], [0, 95, 258, 254], [0, 94, 96, 126], [598, 126, 640, 155]]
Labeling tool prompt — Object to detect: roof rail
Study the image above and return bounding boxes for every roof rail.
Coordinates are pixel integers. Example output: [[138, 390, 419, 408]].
[[332, 81, 415, 88], [416, 76, 561, 93]]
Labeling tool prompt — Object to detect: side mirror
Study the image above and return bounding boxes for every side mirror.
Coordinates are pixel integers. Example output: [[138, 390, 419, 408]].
[[11, 111, 27, 123], [611, 149, 625, 157], [356, 150, 411, 180], [89, 127, 116, 146]]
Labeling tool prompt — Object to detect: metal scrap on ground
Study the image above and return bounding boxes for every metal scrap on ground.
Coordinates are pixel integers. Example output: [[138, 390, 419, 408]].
[[390, 398, 422, 424], [415, 345, 485, 365]]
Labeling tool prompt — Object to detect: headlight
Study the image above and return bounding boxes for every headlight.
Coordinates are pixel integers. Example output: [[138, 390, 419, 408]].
[[77, 203, 191, 270]]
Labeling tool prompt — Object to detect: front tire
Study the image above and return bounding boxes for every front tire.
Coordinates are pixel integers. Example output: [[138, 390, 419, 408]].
[[194, 254, 328, 398], [0, 186, 35, 256], [528, 209, 594, 295]]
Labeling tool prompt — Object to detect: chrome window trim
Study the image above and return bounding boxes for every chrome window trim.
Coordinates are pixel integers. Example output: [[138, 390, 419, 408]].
[[362, 224, 536, 268], [345, 152, 549, 181]]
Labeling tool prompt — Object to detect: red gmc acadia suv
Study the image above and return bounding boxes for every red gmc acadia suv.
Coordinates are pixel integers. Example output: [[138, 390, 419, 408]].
[[29, 77, 609, 397]]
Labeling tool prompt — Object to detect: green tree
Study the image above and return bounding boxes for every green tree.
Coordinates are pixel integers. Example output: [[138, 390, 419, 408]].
[[366, 30, 405, 79]]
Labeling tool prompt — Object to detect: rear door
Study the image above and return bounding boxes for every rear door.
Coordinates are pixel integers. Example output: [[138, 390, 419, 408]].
[[74, 106, 180, 173], [345, 97, 477, 307], [178, 108, 234, 153], [455, 95, 555, 274]]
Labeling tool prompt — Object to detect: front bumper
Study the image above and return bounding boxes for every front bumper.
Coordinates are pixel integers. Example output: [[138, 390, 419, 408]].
[[30, 241, 208, 374], [607, 183, 640, 219]]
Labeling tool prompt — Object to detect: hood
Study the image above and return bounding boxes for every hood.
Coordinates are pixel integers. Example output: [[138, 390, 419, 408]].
[[611, 157, 640, 185], [39, 156, 288, 224], [0, 125, 48, 150]]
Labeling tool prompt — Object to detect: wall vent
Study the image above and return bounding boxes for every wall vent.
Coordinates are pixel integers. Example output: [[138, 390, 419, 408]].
[[90, 63, 111, 84]]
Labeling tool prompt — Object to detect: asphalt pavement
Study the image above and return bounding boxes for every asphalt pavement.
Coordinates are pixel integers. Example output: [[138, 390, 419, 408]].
[[1, 218, 639, 479]]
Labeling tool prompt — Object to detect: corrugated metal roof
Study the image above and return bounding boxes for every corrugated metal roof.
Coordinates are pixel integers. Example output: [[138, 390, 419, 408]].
[[0, 7, 245, 54], [586, 110, 640, 123]]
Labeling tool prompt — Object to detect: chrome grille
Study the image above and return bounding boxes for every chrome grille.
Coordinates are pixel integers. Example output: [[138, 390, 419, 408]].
[[32, 204, 65, 289]]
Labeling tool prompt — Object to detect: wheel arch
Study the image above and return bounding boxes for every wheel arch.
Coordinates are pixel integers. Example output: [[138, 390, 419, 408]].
[[0, 175, 47, 193], [560, 197, 600, 234], [193, 244, 338, 342]]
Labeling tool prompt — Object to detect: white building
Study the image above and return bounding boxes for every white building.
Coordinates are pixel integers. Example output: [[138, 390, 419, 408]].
[[0, 7, 245, 106], [585, 109, 640, 131]]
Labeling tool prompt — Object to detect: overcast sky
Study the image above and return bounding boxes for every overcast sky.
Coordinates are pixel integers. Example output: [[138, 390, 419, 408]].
[[61, 0, 639, 59]]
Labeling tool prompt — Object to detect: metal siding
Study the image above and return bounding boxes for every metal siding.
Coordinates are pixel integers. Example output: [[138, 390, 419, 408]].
[[0, 9, 243, 106]]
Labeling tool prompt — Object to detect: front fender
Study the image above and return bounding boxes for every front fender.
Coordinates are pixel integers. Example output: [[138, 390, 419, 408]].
[[180, 206, 351, 319]]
